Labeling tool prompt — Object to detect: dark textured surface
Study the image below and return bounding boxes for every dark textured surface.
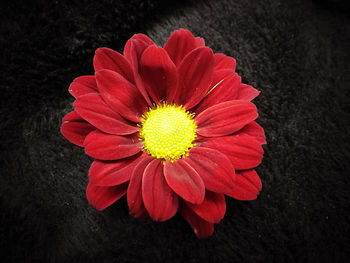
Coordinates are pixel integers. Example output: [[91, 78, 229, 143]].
[[1, 0, 349, 262]]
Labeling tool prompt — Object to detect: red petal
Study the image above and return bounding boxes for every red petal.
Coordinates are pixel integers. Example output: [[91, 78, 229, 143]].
[[127, 153, 154, 218], [184, 147, 235, 193], [195, 37, 205, 47], [214, 53, 236, 71], [180, 204, 214, 238], [139, 45, 178, 104], [94, 47, 134, 83], [164, 29, 198, 67], [164, 159, 205, 204], [74, 93, 138, 135], [236, 84, 260, 101], [61, 111, 95, 147], [84, 130, 142, 160], [95, 69, 148, 122], [226, 169, 262, 200], [194, 73, 241, 114], [196, 100, 258, 137], [198, 135, 264, 170], [89, 153, 144, 186], [86, 182, 127, 211], [142, 159, 179, 221], [176, 47, 215, 109], [69, 76, 97, 98], [213, 69, 234, 84], [238, 122, 266, 145], [62, 110, 83, 122], [187, 191, 226, 223], [124, 34, 154, 105], [124, 34, 154, 68]]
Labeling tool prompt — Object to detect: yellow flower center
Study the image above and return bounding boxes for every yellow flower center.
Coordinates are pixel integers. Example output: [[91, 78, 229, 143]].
[[139, 104, 197, 161]]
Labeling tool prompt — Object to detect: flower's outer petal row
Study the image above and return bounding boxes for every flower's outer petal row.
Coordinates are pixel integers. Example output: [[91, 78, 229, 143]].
[[89, 152, 144, 186], [180, 204, 214, 239], [196, 100, 258, 137], [124, 34, 154, 105], [236, 84, 260, 101], [164, 29, 198, 67], [86, 182, 128, 211], [226, 169, 262, 200], [61, 111, 95, 147], [164, 159, 205, 204], [237, 122, 267, 145], [177, 47, 215, 109], [84, 130, 143, 160], [213, 69, 234, 85], [198, 134, 263, 170], [62, 110, 85, 122], [74, 93, 139, 135], [187, 191, 226, 223], [96, 69, 148, 122], [139, 46, 178, 104], [195, 37, 205, 47], [142, 159, 179, 221], [184, 147, 235, 194], [69, 76, 98, 98], [127, 154, 154, 218], [93, 48, 134, 83], [195, 73, 241, 114], [214, 53, 236, 72]]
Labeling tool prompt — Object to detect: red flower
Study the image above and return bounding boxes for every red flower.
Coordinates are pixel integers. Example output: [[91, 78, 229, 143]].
[[61, 29, 266, 238]]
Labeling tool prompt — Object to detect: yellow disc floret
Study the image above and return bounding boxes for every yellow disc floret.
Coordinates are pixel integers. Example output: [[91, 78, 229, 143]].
[[139, 103, 197, 161]]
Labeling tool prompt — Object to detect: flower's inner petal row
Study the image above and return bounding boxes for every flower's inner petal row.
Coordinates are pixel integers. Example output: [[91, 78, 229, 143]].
[[61, 111, 95, 147], [164, 159, 205, 204], [184, 147, 235, 193], [127, 153, 154, 218], [176, 47, 215, 109], [69, 76, 98, 98], [142, 159, 179, 221], [164, 29, 198, 67], [84, 130, 143, 161], [96, 69, 148, 122], [236, 84, 260, 101], [89, 153, 144, 186], [237, 122, 267, 145], [139, 104, 197, 160], [124, 34, 155, 106], [198, 135, 263, 170], [214, 53, 236, 72], [180, 203, 214, 239], [74, 93, 139, 135], [86, 182, 128, 211], [94, 48, 135, 83], [194, 73, 241, 114], [139, 46, 178, 104], [187, 191, 226, 223], [226, 170, 262, 200], [196, 100, 258, 137]]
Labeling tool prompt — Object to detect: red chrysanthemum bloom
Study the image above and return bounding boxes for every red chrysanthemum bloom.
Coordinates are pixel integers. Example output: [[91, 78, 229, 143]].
[[61, 29, 266, 238]]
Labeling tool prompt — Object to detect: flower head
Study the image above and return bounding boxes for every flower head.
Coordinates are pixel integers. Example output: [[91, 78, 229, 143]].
[[61, 29, 266, 238]]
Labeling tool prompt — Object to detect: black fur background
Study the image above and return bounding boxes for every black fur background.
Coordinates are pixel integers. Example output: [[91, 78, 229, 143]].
[[1, 0, 349, 262]]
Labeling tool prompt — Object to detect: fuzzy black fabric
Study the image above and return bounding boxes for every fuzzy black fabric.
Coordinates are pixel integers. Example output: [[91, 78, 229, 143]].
[[1, 0, 349, 262]]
